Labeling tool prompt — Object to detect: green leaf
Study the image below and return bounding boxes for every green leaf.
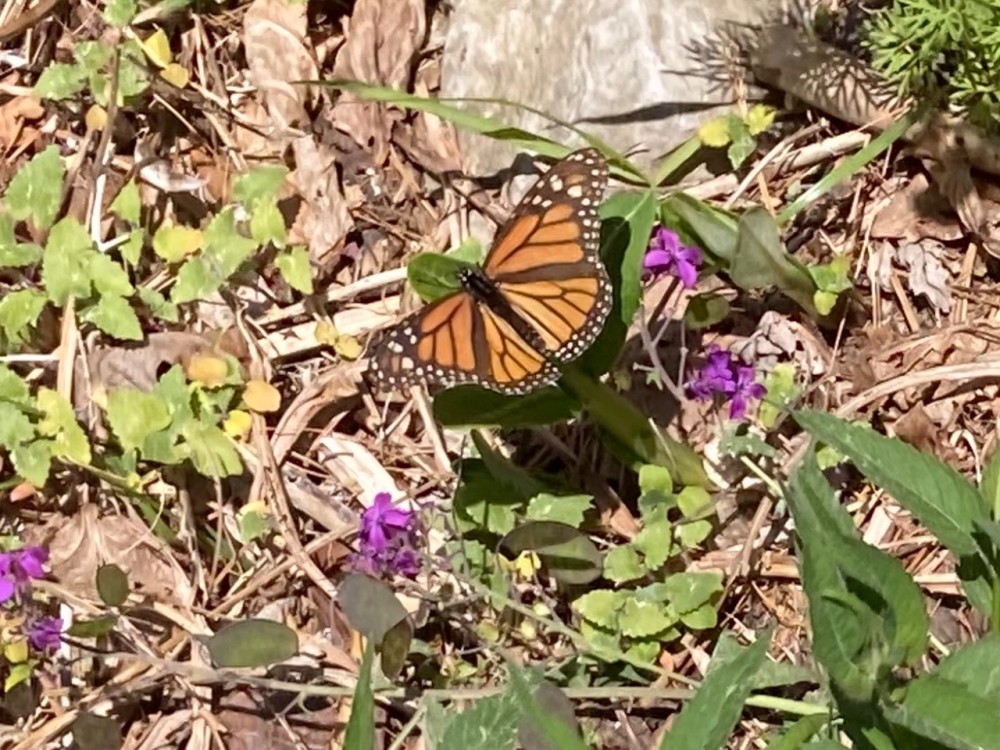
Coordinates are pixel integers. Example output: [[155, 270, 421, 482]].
[[927, 632, 1000, 701], [232, 165, 289, 208], [204, 207, 259, 273], [110, 180, 141, 224], [500, 521, 603, 585], [407, 251, 468, 302], [524, 493, 592, 527], [0, 365, 31, 404], [662, 193, 739, 264], [274, 246, 313, 294], [981, 447, 1000, 519], [745, 104, 776, 136], [37, 387, 91, 464], [0, 214, 43, 267], [793, 410, 987, 561], [337, 573, 409, 644], [96, 564, 129, 607], [33, 63, 88, 100], [0, 290, 47, 346], [343, 641, 376, 750], [633, 517, 674, 570], [433, 384, 575, 429], [152, 225, 203, 263], [730, 207, 817, 314], [727, 126, 756, 169], [684, 292, 731, 330], [0, 403, 34, 448], [12, 439, 52, 486], [118, 231, 144, 266], [680, 603, 718, 630], [137, 286, 178, 322], [572, 589, 625, 629], [660, 571, 724, 614], [453, 461, 521, 535], [6, 146, 65, 230], [182, 422, 243, 477], [514, 676, 587, 750], [104, 0, 137, 26], [900, 672, 1000, 748], [620, 596, 676, 637], [81, 295, 142, 340], [604, 545, 645, 583], [89, 252, 134, 297], [762, 714, 829, 750], [170, 256, 216, 303], [434, 670, 541, 750], [66, 615, 119, 639], [206, 619, 299, 668], [106, 388, 171, 452], [759, 363, 800, 429], [249, 199, 286, 247], [660, 632, 770, 750], [42, 218, 95, 304], [639, 463, 673, 495], [601, 189, 657, 325]]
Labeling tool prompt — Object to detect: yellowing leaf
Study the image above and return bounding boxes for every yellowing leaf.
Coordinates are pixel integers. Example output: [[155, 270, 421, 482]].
[[333, 333, 362, 360], [140, 28, 172, 68], [698, 117, 732, 147], [223, 409, 252, 440], [512, 551, 541, 579], [4, 637, 28, 664], [314, 319, 338, 346], [85, 104, 107, 131], [160, 63, 189, 88], [153, 225, 202, 262], [186, 354, 228, 388], [243, 380, 280, 413], [745, 103, 777, 136]]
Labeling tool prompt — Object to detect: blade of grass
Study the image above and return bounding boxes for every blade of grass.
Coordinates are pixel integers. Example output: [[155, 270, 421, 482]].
[[777, 108, 920, 224], [318, 79, 647, 183], [343, 641, 376, 750], [650, 135, 704, 187]]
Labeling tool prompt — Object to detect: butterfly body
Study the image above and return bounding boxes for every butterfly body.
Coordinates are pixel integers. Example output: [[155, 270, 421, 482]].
[[369, 148, 612, 396]]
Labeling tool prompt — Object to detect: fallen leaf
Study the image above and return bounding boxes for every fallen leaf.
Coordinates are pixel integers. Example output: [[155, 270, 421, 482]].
[[870, 172, 962, 243], [898, 241, 953, 315], [243, 380, 281, 413]]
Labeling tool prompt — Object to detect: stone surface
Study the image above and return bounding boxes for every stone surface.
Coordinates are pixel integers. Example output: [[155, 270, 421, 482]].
[[441, 0, 790, 176]]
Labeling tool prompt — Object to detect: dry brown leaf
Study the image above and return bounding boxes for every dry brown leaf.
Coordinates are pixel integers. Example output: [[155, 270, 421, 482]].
[[243, 0, 318, 134], [26, 504, 193, 606], [329, 0, 427, 164], [870, 173, 962, 243], [287, 138, 354, 261], [898, 242, 953, 315], [0, 94, 44, 152]]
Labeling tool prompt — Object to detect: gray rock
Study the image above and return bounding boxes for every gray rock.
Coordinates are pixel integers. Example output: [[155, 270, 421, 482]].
[[441, 0, 792, 177]]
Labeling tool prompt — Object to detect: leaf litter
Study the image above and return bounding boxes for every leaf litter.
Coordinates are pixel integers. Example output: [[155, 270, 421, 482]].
[[0, 1, 998, 748]]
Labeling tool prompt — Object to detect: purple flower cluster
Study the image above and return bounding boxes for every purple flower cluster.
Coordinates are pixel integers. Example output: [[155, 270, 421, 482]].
[[0, 545, 62, 651], [643, 226, 703, 289], [351, 494, 421, 579], [686, 345, 767, 420]]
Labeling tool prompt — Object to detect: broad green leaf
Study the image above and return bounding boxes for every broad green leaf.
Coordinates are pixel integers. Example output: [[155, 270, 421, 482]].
[[759, 363, 800, 430], [661, 193, 739, 264], [600, 189, 657, 325], [678, 518, 712, 548], [928, 633, 1000, 700], [0, 403, 34, 448], [433, 384, 574, 429], [511, 671, 588, 750], [206, 619, 299, 668], [981, 447, 1000, 520], [604, 545, 644, 583], [274, 246, 313, 294], [170, 256, 216, 303], [639, 464, 673, 495], [0, 290, 47, 345], [794, 410, 987, 560], [660, 632, 770, 750], [727, 124, 756, 169], [103, 0, 135, 26], [249, 199, 286, 247], [620, 597, 675, 638], [453, 460, 521, 535], [730, 208, 816, 314], [337, 573, 409, 644], [182, 422, 243, 477], [684, 292, 730, 330], [110, 180, 141, 223], [118, 231, 144, 266], [137, 286, 178, 322], [42, 218, 95, 304], [883, 695, 997, 750], [524, 493, 592, 527], [152, 225, 203, 263], [472, 430, 547, 501], [81, 295, 142, 340], [0, 365, 31, 404], [96, 564, 129, 607], [75, 41, 112, 73], [6, 146, 65, 230], [379, 617, 412, 682], [0, 215, 42, 267], [12, 439, 52, 486], [434, 671, 541, 750], [106, 388, 171, 452], [232, 165, 289, 208], [680, 603, 718, 629], [633, 517, 674, 570], [33, 63, 88, 100], [67, 615, 119, 639], [343, 641, 376, 750], [36, 388, 91, 464], [572, 589, 625, 629], [660, 571, 724, 614], [202, 207, 258, 275], [88, 253, 133, 297], [407, 251, 468, 302], [500, 521, 602, 585]]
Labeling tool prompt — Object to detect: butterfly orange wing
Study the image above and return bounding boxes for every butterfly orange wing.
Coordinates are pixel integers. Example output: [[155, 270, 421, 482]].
[[484, 148, 611, 364]]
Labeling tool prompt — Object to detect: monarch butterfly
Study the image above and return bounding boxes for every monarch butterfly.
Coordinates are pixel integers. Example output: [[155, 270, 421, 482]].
[[368, 148, 612, 396]]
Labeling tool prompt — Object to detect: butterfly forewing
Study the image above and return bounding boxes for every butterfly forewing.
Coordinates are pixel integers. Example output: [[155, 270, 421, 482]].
[[485, 148, 611, 363]]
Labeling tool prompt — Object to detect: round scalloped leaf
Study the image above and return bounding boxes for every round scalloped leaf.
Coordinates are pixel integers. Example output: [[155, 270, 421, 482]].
[[337, 573, 409, 644], [96, 564, 129, 607], [206, 619, 298, 668]]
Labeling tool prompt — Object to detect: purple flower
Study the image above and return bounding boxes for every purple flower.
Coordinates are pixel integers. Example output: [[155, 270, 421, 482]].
[[353, 494, 421, 579], [685, 345, 766, 420], [643, 226, 703, 288], [27, 616, 62, 651], [0, 546, 48, 604]]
